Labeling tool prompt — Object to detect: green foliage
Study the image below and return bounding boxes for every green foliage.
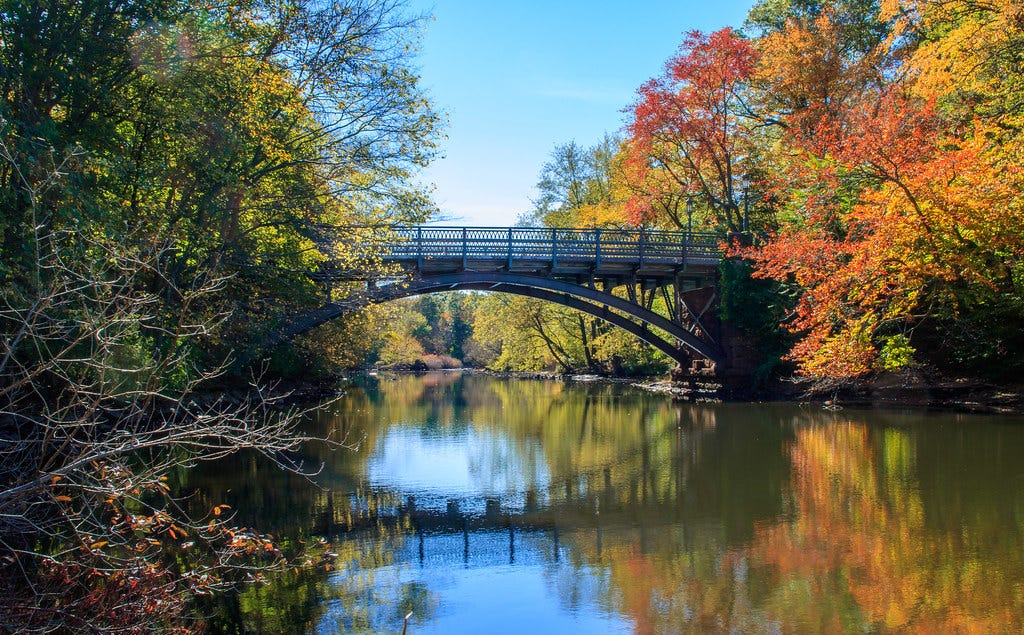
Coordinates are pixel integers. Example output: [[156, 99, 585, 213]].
[[745, 0, 890, 54], [322, 294, 484, 370], [591, 330, 672, 376], [378, 327, 428, 368], [878, 334, 915, 372], [377, 294, 478, 366], [472, 294, 558, 372], [718, 258, 795, 383], [523, 135, 625, 228]]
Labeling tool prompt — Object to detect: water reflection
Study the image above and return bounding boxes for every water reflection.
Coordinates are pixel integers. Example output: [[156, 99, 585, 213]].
[[748, 420, 1024, 632], [186, 372, 1024, 633]]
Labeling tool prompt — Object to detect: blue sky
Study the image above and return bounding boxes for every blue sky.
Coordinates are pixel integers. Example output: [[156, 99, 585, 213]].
[[406, 0, 756, 226]]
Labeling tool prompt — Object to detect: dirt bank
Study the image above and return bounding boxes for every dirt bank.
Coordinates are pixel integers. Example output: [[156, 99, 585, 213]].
[[805, 368, 1024, 415]]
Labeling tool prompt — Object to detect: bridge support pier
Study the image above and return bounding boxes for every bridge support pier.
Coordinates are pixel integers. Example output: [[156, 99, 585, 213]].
[[667, 285, 765, 395]]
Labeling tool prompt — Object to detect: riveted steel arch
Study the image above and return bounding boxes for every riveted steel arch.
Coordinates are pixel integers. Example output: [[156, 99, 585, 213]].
[[367, 273, 721, 363]]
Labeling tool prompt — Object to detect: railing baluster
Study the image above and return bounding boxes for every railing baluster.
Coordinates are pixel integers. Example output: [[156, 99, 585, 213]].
[[417, 226, 423, 269], [639, 227, 645, 269], [595, 228, 602, 269], [551, 228, 558, 268]]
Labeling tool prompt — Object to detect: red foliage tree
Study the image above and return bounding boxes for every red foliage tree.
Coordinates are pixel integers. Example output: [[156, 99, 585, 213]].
[[625, 29, 759, 231]]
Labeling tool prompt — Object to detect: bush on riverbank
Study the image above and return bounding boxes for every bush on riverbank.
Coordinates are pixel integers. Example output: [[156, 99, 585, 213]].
[[385, 353, 464, 371]]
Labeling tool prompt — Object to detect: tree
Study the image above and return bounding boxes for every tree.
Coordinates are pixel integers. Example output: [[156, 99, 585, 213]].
[[0, 135, 325, 631], [472, 294, 559, 372], [748, 61, 1024, 378], [0, 0, 440, 369], [625, 28, 763, 233], [528, 136, 627, 229], [748, 0, 891, 137], [390, 294, 477, 363], [0, 0, 439, 628]]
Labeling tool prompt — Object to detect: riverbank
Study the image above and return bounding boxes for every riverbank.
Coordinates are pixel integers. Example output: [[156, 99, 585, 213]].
[[459, 366, 1024, 415], [650, 366, 1024, 415], [267, 365, 1023, 416], [801, 367, 1024, 415]]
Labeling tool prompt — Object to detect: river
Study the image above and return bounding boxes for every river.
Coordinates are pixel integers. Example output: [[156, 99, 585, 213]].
[[185, 372, 1024, 633]]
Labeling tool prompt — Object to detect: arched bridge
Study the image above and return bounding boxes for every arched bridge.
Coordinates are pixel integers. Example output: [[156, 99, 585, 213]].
[[268, 226, 725, 366]]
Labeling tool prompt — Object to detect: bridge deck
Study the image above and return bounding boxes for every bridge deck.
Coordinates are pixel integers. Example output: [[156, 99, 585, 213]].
[[380, 226, 720, 280]]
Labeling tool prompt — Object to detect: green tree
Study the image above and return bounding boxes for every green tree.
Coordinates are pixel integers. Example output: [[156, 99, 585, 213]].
[[0, 0, 439, 629]]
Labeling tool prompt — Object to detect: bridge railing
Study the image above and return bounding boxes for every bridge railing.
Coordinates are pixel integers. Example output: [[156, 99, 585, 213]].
[[381, 226, 721, 266]]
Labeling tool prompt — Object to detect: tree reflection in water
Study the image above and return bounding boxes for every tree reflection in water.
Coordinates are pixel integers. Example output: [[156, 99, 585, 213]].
[[182, 373, 1024, 633]]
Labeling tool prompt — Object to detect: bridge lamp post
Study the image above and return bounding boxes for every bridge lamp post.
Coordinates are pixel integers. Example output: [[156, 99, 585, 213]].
[[686, 198, 693, 237]]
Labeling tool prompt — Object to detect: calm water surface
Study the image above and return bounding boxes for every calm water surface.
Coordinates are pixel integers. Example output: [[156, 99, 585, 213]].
[[188, 372, 1024, 633]]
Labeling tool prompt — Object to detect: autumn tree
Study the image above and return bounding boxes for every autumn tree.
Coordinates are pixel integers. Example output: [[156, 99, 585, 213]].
[[882, 0, 1024, 373], [624, 28, 766, 233], [744, 0, 1024, 379], [747, 0, 892, 136]]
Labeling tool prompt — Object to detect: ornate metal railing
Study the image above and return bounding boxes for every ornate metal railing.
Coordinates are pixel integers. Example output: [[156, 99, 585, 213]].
[[381, 226, 721, 267]]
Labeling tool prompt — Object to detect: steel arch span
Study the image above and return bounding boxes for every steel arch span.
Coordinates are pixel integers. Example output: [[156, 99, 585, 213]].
[[266, 272, 722, 366]]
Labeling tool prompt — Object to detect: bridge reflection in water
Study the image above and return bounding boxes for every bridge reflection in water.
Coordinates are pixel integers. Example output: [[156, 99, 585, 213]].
[[325, 491, 629, 567]]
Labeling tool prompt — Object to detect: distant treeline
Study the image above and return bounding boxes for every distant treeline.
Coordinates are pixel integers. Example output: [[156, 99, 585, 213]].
[[364, 292, 672, 376]]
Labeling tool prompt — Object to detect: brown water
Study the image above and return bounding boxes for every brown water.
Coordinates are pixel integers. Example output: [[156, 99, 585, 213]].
[[187, 372, 1024, 633]]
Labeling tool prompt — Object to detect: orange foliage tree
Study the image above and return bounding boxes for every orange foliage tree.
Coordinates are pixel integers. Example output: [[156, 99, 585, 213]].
[[742, 0, 1024, 380], [624, 28, 761, 232]]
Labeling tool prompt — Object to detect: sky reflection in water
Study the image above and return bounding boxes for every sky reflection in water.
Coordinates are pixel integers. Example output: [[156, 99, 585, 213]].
[[191, 373, 1024, 634]]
